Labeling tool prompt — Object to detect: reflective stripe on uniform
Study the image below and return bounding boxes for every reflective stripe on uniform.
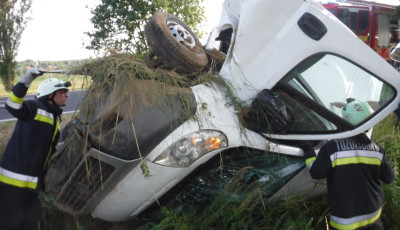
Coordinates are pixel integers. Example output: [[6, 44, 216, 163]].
[[34, 108, 54, 125], [0, 167, 38, 189], [330, 150, 383, 167], [33, 108, 59, 167], [6, 91, 24, 110], [306, 156, 316, 169], [330, 208, 382, 230], [44, 119, 60, 167]]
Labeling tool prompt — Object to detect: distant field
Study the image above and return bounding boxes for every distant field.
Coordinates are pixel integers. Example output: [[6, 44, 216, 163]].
[[0, 73, 90, 97]]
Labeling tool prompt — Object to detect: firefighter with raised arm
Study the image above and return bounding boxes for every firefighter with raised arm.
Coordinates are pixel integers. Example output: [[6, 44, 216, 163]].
[[0, 68, 71, 229], [304, 100, 395, 230]]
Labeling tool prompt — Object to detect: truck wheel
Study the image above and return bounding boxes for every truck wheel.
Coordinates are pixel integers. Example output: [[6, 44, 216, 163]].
[[145, 12, 208, 75]]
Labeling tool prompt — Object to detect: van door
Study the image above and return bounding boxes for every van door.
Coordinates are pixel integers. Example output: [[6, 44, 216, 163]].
[[219, 0, 400, 141], [253, 53, 397, 141]]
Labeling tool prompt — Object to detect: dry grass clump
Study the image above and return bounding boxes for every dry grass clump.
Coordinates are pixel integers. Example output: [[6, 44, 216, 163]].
[[70, 52, 217, 86], [67, 52, 220, 124], [68, 52, 221, 122], [48, 52, 224, 181]]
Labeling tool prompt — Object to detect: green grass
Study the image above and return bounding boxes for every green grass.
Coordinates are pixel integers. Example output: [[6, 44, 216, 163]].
[[371, 114, 400, 230]]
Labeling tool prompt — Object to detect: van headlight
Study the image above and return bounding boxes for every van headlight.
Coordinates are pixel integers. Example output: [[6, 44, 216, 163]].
[[154, 130, 228, 168]]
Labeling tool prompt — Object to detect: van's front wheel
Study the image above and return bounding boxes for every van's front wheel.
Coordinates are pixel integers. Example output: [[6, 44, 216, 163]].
[[145, 12, 208, 75]]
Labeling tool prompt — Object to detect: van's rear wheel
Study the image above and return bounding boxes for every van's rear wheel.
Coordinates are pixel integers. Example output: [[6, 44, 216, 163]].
[[145, 12, 208, 75]]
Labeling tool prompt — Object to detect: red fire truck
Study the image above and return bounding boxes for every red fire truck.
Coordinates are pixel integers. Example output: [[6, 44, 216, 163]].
[[323, 0, 399, 61]]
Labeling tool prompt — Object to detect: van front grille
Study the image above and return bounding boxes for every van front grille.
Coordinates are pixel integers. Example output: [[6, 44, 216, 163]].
[[56, 156, 115, 214]]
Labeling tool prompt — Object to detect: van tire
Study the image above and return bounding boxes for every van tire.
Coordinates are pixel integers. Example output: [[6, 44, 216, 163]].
[[145, 12, 208, 75]]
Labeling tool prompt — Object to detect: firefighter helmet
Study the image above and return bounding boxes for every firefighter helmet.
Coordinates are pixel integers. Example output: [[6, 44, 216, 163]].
[[36, 78, 71, 98], [341, 100, 373, 125]]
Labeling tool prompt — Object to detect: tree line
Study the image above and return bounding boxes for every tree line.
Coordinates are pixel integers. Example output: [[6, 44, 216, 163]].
[[14, 59, 86, 76]]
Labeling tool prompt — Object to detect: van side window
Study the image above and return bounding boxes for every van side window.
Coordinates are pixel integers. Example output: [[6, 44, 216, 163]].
[[272, 53, 395, 133]]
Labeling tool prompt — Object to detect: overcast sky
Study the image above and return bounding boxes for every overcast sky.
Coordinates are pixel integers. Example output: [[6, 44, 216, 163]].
[[15, 0, 399, 62], [16, 0, 223, 61]]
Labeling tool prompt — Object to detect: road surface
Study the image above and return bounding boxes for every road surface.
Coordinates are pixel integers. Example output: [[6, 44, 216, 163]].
[[0, 90, 85, 122]]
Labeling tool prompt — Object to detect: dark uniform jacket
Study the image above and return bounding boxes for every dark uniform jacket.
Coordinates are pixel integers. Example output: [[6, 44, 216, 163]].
[[0, 82, 61, 190], [305, 133, 395, 230]]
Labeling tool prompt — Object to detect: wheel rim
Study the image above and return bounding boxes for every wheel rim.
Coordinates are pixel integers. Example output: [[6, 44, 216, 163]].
[[167, 20, 196, 50]]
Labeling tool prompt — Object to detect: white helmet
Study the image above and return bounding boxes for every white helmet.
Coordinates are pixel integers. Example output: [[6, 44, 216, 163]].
[[37, 78, 71, 98], [341, 100, 373, 125]]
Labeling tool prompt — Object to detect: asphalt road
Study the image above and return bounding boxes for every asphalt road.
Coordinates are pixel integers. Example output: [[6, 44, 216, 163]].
[[0, 90, 85, 122]]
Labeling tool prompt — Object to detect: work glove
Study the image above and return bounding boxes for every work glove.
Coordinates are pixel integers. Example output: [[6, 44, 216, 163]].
[[298, 141, 316, 159], [19, 68, 43, 88], [303, 148, 316, 159]]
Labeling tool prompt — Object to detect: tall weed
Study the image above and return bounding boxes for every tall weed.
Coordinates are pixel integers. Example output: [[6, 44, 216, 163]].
[[372, 114, 400, 230]]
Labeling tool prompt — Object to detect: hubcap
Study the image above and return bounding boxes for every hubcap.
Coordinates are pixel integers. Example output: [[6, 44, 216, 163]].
[[167, 21, 196, 49]]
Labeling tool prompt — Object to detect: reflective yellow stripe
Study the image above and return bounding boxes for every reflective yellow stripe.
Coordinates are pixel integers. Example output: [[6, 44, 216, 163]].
[[7, 92, 24, 109], [0, 167, 38, 189], [9, 91, 23, 104], [330, 150, 383, 167], [33, 108, 59, 167], [44, 120, 60, 167], [6, 98, 22, 109], [34, 109, 54, 125], [0, 174, 37, 189], [330, 150, 383, 162], [332, 157, 381, 167], [306, 157, 316, 168], [34, 114, 53, 125], [330, 208, 381, 230]]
